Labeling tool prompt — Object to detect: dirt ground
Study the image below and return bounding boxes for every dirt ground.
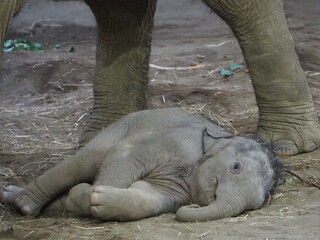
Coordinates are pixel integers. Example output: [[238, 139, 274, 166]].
[[0, 0, 319, 239]]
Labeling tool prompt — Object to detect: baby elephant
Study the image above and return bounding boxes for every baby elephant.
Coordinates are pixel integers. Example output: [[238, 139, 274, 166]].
[[0, 108, 277, 222]]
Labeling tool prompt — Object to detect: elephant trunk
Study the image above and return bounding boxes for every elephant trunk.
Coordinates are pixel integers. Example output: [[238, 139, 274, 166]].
[[176, 194, 247, 222]]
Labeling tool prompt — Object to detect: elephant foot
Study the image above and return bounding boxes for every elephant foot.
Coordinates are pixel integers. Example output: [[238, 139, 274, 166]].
[[64, 183, 92, 217], [0, 186, 42, 216], [257, 113, 320, 156], [78, 110, 136, 148], [89, 185, 120, 221], [41, 195, 67, 216]]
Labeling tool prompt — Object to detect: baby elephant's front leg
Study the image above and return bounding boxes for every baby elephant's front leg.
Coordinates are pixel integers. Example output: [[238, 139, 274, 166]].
[[0, 185, 42, 216], [1, 183, 93, 217], [90, 181, 174, 221]]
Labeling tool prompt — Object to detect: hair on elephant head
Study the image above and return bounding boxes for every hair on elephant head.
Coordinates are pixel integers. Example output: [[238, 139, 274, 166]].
[[177, 135, 281, 222]]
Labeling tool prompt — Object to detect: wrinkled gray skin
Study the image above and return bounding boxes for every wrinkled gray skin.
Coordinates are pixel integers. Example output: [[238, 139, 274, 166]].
[[1, 0, 320, 155], [0, 108, 276, 222]]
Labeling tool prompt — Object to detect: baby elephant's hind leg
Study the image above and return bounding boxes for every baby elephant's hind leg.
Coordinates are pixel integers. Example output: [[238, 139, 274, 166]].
[[90, 181, 176, 221], [43, 183, 92, 217]]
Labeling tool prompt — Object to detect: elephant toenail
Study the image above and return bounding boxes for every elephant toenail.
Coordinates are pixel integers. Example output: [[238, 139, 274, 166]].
[[92, 186, 102, 192], [274, 141, 298, 156], [305, 141, 317, 152], [21, 206, 33, 216], [4, 186, 12, 191], [90, 206, 99, 217], [90, 192, 98, 205], [15, 197, 23, 206], [187, 204, 200, 209], [0, 192, 7, 202], [275, 146, 288, 155]]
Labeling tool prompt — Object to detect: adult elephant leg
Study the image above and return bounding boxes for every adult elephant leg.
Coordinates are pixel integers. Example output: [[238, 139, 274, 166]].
[[0, 0, 27, 54], [203, 0, 320, 155], [81, 0, 157, 144]]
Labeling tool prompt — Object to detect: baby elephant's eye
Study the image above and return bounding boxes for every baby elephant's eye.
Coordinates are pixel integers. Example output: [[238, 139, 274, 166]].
[[230, 162, 241, 174]]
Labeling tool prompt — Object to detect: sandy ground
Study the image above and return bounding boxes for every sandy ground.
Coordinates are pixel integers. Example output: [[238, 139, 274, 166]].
[[0, 0, 319, 239]]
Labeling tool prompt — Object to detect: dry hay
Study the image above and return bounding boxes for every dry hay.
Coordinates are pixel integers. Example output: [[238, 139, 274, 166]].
[[0, 91, 92, 155], [0, 167, 15, 179], [0, 217, 108, 238], [281, 154, 320, 189], [0, 73, 93, 192], [179, 103, 238, 134]]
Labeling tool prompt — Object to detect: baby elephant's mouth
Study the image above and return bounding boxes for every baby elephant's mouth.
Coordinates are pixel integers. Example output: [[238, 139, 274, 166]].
[[206, 177, 218, 205], [197, 177, 219, 207], [211, 177, 218, 202]]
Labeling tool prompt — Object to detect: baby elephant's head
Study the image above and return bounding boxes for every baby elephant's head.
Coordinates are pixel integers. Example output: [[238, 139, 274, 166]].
[[177, 136, 279, 222]]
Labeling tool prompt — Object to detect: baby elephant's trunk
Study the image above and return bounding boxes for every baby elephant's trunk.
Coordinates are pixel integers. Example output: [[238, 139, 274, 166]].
[[176, 193, 247, 222]]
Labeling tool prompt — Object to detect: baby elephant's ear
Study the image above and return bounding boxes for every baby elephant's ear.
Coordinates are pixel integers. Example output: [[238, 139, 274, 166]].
[[203, 127, 234, 153]]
